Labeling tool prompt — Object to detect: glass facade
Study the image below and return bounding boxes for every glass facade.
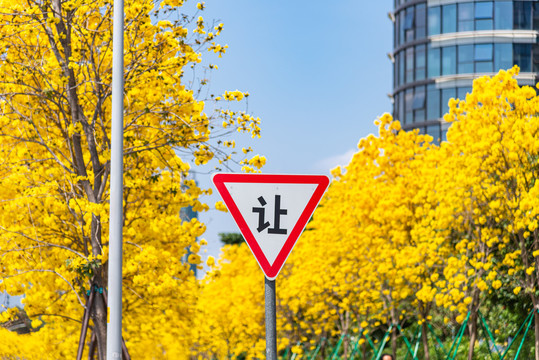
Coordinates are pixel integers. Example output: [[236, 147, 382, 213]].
[[396, 3, 428, 45], [396, 43, 536, 88], [393, 0, 539, 143]]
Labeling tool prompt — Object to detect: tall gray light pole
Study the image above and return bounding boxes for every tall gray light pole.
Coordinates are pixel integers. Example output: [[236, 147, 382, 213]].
[[107, 0, 124, 356]]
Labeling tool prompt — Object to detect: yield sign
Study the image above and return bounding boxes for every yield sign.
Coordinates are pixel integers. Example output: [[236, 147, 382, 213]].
[[212, 173, 330, 279]]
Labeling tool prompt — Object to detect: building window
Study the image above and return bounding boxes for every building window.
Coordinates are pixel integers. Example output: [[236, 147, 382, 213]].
[[399, 11, 405, 46], [494, 1, 512, 30], [394, 52, 398, 87], [442, 4, 457, 34], [416, 4, 427, 40], [399, 51, 405, 86], [416, 45, 426, 81], [428, 46, 441, 78], [475, 2, 492, 19], [475, 44, 492, 62], [412, 90, 425, 110], [405, 7, 415, 42], [394, 92, 399, 122], [413, 85, 426, 123], [394, 53, 398, 88], [514, 2, 532, 30], [398, 91, 405, 123], [458, 3, 474, 32], [394, 12, 399, 48], [457, 87, 472, 101], [404, 7, 414, 30], [406, 47, 414, 83], [428, 6, 441, 36], [427, 124, 441, 143], [475, 2, 493, 30], [458, 44, 474, 74], [514, 44, 532, 72], [442, 46, 456, 75], [405, 88, 414, 125], [441, 88, 456, 116], [534, 3, 539, 31], [475, 43, 493, 72], [397, 4, 429, 45], [494, 43, 512, 71], [534, 44, 539, 73], [427, 84, 441, 120]]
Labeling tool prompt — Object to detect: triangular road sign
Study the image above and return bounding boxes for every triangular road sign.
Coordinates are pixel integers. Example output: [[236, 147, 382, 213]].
[[212, 173, 330, 279]]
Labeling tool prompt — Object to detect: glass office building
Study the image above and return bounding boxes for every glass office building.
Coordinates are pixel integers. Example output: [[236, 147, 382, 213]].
[[392, 0, 539, 141]]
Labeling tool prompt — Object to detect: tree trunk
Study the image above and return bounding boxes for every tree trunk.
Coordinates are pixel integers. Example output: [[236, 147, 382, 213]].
[[418, 300, 431, 360], [90, 214, 107, 360], [389, 307, 398, 359], [422, 320, 430, 360], [467, 310, 478, 360], [465, 284, 481, 360], [92, 293, 108, 360], [391, 327, 397, 359], [340, 311, 350, 359]]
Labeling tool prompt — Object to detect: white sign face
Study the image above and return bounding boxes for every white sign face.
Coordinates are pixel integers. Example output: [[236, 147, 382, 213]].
[[223, 182, 317, 265], [212, 174, 330, 280]]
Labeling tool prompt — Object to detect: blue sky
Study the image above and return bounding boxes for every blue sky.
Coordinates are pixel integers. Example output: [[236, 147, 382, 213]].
[[191, 0, 394, 259]]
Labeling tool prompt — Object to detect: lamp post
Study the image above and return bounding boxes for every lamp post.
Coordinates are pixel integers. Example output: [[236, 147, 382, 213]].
[[107, 0, 125, 356]]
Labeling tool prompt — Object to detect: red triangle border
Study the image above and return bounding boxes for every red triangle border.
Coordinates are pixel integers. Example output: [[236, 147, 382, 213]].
[[212, 173, 330, 280]]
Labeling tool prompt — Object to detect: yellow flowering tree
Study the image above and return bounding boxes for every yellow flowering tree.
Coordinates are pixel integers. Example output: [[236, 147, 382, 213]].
[[0, 0, 261, 357], [442, 67, 539, 359], [426, 142, 498, 359], [192, 244, 266, 359]]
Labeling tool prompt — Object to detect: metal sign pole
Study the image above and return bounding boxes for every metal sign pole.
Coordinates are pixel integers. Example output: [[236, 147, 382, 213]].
[[107, 0, 124, 356], [265, 277, 277, 360]]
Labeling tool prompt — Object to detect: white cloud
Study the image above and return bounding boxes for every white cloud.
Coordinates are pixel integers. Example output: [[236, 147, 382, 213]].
[[315, 149, 356, 173]]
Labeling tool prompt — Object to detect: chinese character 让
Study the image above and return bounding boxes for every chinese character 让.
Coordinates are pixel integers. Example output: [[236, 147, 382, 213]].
[[252, 195, 287, 235]]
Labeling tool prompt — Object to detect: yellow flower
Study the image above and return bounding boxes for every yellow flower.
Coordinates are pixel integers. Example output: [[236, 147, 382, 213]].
[[188, 254, 201, 265], [248, 154, 266, 169], [360, 321, 369, 328], [215, 200, 228, 212]]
